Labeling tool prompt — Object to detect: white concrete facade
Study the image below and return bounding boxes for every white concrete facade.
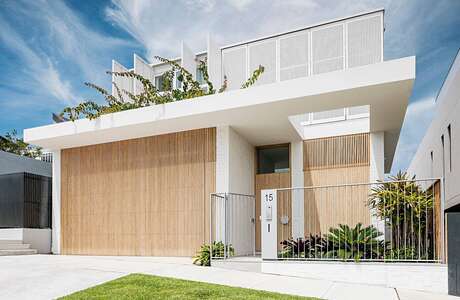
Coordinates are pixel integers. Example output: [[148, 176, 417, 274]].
[[0, 228, 51, 254], [408, 50, 460, 210]]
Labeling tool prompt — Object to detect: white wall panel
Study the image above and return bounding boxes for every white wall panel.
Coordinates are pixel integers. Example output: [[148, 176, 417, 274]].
[[181, 41, 196, 78], [222, 47, 247, 90], [311, 24, 344, 74], [207, 35, 222, 90]]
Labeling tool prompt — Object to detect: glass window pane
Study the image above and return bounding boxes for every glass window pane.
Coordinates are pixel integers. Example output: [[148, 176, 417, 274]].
[[257, 145, 290, 174]]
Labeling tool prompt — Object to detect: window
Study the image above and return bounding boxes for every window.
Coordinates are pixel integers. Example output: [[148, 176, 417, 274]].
[[430, 151, 434, 177], [196, 67, 205, 85], [441, 135, 446, 178], [174, 70, 182, 89], [448, 124, 452, 172], [155, 75, 164, 92], [257, 145, 290, 174]]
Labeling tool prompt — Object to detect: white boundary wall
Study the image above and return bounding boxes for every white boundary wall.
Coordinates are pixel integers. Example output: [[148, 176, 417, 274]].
[[51, 150, 61, 254], [262, 261, 448, 294], [0, 228, 51, 254]]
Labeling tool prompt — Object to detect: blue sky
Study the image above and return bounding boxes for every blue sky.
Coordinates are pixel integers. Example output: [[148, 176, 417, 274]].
[[0, 0, 459, 172]]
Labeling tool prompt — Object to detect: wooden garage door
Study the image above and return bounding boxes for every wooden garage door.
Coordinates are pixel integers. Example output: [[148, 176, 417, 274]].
[[61, 128, 215, 256]]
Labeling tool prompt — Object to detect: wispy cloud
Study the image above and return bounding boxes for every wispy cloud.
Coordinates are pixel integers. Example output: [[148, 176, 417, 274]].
[[0, 0, 142, 134], [0, 16, 75, 104]]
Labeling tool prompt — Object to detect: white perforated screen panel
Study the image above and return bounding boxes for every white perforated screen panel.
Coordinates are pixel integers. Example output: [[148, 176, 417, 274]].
[[348, 105, 370, 116], [312, 24, 344, 74], [249, 39, 276, 85], [280, 32, 308, 81], [222, 47, 247, 90], [347, 15, 382, 68], [312, 108, 345, 121]]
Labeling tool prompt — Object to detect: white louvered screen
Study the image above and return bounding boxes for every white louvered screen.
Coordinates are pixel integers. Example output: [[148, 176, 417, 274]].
[[248, 39, 276, 85], [280, 32, 309, 81], [348, 105, 370, 116], [311, 24, 344, 74], [112, 60, 133, 97], [347, 15, 382, 68], [312, 108, 345, 122], [134, 55, 155, 95], [222, 47, 247, 90]]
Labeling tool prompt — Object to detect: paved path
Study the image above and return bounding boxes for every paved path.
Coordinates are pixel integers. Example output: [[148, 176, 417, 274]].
[[0, 255, 457, 300]]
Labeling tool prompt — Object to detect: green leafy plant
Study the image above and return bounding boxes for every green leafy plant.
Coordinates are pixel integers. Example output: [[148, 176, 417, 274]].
[[59, 57, 264, 122], [0, 130, 42, 158], [368, 171, 435, 260], [324, 223, 385, 262], [193, 241, 235, 266]]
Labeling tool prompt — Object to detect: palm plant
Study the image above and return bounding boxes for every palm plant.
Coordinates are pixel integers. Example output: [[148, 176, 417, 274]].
[[368, 171, 434, 260], [324, 223, 385, 262], [59, 57, 265, 122]]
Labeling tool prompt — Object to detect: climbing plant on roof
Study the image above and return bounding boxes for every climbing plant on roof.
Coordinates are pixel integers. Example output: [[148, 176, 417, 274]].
[[58, 57, 265, 122]]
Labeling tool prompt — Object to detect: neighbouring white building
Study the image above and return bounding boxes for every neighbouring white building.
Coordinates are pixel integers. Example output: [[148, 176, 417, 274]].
[[408, 49, 460, 210]]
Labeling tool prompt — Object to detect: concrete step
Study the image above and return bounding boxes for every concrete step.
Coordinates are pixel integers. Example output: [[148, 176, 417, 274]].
[[0, 243, 31, 250], [0, 240, 22, 245], [0, 249, 38, 256]]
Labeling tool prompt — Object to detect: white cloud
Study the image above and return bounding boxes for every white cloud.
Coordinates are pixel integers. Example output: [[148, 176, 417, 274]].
[[0, 16, 76, 104]]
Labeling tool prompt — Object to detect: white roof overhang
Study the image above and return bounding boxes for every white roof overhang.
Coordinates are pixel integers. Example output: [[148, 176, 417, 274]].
[[25, 56, 415, 170]]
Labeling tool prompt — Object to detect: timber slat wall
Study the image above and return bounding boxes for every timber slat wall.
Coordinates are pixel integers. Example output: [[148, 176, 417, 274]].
[[303, 133, 370, 235], [61, 128, 215, 256]]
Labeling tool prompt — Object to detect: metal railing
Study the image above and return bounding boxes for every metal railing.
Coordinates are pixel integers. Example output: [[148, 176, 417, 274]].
[[40, 152, 53, 163], [210, 192, 256, 259], [276, 179, 443, 263]]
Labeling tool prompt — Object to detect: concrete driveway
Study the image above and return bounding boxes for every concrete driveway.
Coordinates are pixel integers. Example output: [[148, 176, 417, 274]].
[[0, 255, 457, 300]]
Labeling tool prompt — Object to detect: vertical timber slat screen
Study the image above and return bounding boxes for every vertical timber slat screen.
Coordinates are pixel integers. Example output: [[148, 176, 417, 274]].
[[0, 172, 51, 228], [61, 128, 216, 256], [303, 133, 370, 235]]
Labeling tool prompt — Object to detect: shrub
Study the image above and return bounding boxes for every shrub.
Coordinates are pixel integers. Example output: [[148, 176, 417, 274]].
[[279, 234, 327, 258], [324, 223, 385, 262], [193, 241, 235, 266]]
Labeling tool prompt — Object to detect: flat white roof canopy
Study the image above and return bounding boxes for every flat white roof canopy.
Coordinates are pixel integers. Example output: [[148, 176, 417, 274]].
[[25, 57, 415, 171]]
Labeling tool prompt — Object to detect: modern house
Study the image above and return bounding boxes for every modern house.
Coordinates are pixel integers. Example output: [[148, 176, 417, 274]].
[[23, 8, 450, 293], [0, 150, 52, 254]]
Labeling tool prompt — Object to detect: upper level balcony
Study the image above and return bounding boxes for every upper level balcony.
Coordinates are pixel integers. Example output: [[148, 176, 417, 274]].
[[113, 9, 384, 97]]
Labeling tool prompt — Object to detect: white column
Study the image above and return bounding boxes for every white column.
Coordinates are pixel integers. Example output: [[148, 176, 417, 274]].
[[370, 132, 385, 182], [181, 41, 196, 78], [216, 126, 230, 193], [261, 189, 277, 259], [207, 35, 222, 90], [51, 149, 61, 254], [291, 141, 304, 238], [370, 132, 385, 234]]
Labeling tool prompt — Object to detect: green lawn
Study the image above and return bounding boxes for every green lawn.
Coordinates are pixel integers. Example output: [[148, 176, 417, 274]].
[[60, 273, 320, 300]]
